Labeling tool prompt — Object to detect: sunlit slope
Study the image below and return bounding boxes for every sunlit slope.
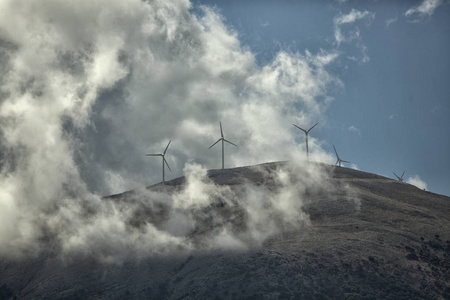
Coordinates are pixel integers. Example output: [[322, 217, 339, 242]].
[[0, 162, 449, 299]]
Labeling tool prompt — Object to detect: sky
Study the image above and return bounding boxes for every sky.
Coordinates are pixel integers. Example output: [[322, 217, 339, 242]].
[[0, 0, 448, 260], [0, 0, 449, 196], [193, 0, 450, 195]]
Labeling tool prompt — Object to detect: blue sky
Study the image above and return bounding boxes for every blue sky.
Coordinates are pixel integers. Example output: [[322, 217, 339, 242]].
[[194, 0, 450, 196]]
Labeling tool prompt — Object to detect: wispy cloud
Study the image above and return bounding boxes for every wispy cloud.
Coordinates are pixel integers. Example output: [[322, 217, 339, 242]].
[[406, 175, 428, 190], [358, 43, 370, 63], [334, 9, 374, 45], [405, 0, 442, 19], [333, 9, 375, 63], [348, 125, 361, 136], [385, 17, 398, 28]]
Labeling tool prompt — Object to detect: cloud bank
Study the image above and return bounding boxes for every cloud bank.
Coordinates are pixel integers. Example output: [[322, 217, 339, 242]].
[[0, 0, 353, 261]]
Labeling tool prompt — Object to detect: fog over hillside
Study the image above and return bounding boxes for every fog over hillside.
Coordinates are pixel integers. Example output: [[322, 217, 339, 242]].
[[0, 163, 449, 299]]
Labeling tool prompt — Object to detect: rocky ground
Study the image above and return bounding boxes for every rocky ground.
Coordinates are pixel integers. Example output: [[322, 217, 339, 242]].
[[1, 162, 449, 299]]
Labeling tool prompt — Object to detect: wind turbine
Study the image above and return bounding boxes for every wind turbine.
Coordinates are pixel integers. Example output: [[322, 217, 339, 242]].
[[333, 144, 350, 167], [293, 122, 318, 160], [146, 140, 171, 184], [209, 121, 237, 170], [393, 171, 405, 182]]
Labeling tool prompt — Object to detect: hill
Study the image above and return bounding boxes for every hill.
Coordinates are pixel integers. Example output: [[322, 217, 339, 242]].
[[0, 162, 449, 299]]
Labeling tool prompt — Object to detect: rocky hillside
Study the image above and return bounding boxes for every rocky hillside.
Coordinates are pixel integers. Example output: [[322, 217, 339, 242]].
[[1, 162, 449, 299]]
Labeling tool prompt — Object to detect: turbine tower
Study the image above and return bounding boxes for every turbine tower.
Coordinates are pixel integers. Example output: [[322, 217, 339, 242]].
[[393, 171, 405, 182], [146, 140, 171, 184], [333, 144, 350, 167], [293, 122, 318, 160], [209, 121, 237, 170]]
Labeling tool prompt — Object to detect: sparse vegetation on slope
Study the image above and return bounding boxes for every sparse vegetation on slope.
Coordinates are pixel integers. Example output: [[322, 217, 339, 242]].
[[0, 162, 448, 299]]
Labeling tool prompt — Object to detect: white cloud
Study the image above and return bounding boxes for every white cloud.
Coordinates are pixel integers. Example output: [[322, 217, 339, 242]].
[[0, 0, 353, 260], [406, 175, 428, 190], [405, 0, 442, 18], [335, 9, 372, 26]]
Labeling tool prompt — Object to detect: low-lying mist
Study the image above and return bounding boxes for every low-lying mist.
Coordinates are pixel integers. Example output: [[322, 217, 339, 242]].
[[3, 159, 359, 263]]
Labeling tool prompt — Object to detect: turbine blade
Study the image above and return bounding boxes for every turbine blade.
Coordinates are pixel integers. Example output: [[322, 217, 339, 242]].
[[333, 145, 340, 159], [164, 158, 171, 171], [393, 172, 400, 180], [220, 121, 223, 138], [146, 154, 162, 156], [307, 123, 318, 133], [293, 124, 307, 134], [341, 160, 350, 163], [163, 140, 171, 155], [208, 139, 222, 149], [401, 171, 405, 179], [224, 139, 238, 147]]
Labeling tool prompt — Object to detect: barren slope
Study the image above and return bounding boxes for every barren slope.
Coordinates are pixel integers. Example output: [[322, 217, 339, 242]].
[[0, 162, 449, 299]]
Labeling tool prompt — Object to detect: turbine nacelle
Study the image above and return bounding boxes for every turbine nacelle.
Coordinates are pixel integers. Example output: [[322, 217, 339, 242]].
[[333, 144, 350, 167], [293, 122, 318, 135], [209, 121, 237, 169], [146, 140, 172, 183], [393, 171, 405, 182], [293, 122, 318, 161], [208, 137, 237, 149]]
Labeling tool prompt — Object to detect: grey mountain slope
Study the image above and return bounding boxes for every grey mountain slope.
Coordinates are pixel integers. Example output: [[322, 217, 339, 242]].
[[0, 162, 449, 299]]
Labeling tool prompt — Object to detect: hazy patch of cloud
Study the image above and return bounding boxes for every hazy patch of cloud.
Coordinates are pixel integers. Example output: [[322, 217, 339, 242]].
[[350, 163, 359, 170], [406, 175, 428, 190], [385, 17, 398, 28], [348, 125, 361, 136], [260, 20, 270, 27], [431, 105, 444, 114], [389, 114, 398, 121]]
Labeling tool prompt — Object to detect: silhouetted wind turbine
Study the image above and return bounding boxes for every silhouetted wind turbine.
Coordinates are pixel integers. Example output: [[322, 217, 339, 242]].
[[209, 121, 237, 170], [293, 122, 318, 160], [146, 140, 171, 184], [333, 144, 350, 167], [393, 171, 405, 182]]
